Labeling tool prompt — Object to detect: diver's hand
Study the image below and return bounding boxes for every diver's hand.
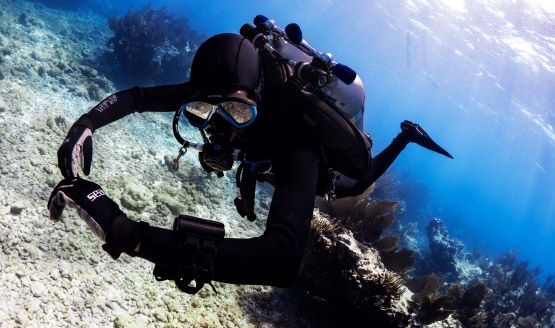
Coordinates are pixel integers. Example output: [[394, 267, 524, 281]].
[[47, 178, 123, 241], [57, 123, 93, 178]]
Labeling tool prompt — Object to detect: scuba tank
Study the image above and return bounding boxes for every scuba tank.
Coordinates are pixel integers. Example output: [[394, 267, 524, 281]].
[[240, 15, 365, 129], [241, 15, 372, 184]]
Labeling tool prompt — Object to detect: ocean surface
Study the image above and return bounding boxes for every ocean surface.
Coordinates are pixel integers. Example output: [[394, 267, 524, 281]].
[[1, 0, 554, 326]]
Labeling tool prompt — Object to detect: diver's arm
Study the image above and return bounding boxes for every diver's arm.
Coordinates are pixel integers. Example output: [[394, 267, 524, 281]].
[[114, 145, 321, 288], [213, 144, 320, 286], [51, 145, 321, 289], [57, 82, 195, 177], [78, 82, 195, 131], [122, 145, 321, 287], [51, 141, 321, 290]]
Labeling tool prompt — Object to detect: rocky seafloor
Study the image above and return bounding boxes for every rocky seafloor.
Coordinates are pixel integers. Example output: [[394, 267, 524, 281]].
[[1, 1, 555, 327]]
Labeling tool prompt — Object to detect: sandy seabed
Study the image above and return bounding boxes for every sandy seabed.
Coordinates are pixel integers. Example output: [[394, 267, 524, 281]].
[[0, 1, 308, 327]]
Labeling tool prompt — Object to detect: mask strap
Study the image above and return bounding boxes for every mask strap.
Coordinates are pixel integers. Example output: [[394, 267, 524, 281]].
[[199, 128, 210, 144]]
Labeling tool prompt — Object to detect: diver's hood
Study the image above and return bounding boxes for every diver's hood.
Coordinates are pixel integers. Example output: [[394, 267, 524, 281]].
[[190, 33, 261, 103]]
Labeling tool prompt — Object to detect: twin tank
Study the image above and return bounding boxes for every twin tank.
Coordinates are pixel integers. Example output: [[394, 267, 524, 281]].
[[241, 15, 366, 129]]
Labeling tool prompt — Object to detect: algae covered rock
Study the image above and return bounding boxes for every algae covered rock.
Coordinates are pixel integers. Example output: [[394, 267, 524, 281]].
[[119, 181, 152, 213], [154, 190, 186, 216]]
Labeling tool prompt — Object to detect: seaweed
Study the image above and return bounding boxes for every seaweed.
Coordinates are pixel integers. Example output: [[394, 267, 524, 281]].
[[374, 235, 400, 253], [407, 273, 442, 301], [380, 248, 416, 273], [408, 277, 487, 327], [460, 282, 488, 309], [419, 295, 455, 324]]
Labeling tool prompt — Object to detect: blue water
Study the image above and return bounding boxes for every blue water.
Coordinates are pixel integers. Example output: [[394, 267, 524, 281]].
[[70, 0, 555, 274]]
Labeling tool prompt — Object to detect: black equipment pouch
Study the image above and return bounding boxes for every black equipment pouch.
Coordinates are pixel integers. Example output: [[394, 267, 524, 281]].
[[153, 215, 225, 294]]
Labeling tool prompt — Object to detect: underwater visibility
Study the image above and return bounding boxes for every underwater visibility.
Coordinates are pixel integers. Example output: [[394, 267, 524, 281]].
[[0, 0, 554, 326]]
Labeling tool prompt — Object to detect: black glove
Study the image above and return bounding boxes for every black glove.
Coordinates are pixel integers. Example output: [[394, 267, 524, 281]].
[[48, 178, 148, 259], [47, 178, 123, 241], [57, 120, 94, 178]]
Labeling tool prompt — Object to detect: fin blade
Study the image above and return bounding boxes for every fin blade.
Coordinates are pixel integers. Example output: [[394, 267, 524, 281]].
[[421, 138, 454, 159]]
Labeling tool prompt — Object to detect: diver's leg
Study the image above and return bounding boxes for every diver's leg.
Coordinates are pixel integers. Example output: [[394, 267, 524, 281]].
[[334, 121, 452, 198], [333, 134, 408, 198], [366, 134, 408, 185], [368, 120, 453, 183]]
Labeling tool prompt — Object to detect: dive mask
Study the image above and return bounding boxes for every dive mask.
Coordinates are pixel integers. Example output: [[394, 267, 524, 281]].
[[172, 95, 255, 175], [181, 98, 257, 129]]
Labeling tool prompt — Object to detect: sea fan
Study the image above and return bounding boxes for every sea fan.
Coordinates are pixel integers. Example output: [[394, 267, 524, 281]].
[[106, 6, 204, 84]]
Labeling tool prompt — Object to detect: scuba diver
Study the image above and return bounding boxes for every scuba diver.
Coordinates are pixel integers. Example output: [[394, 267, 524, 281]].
[[48, 17, 452, 294]]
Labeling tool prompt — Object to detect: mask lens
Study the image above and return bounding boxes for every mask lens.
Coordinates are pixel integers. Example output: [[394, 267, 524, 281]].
[[181, 101, 215, 127], [184, 101, 215, 120], [219, 101, 256, 124]]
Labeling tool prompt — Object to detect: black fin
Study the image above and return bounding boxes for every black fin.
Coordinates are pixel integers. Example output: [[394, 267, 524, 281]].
[[401, 120, 454, 159]]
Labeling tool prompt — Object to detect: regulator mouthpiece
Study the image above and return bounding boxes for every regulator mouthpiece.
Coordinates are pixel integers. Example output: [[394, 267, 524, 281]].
[[201, 143, 235, 172]]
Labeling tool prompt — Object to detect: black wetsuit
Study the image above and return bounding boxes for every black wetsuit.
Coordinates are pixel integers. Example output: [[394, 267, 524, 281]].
[[77, 60, 406, 287]]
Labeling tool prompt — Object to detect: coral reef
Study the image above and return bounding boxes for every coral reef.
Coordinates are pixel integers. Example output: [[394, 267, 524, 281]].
[[407, 274, 487, 326], [316, 187, 416, 274], [105, 6, 204, 85], [3, 1, 551, 327], [305, 194, 489, 327], [426, 217, 464, 277], [479, 251, 555, 327], [414, 217, 482, 286], [415, 217, 555, 327], [299, 209, 416, 327]]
